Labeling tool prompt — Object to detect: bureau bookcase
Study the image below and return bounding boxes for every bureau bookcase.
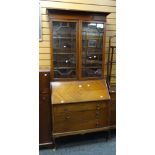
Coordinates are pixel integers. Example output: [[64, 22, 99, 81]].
[[47, 10, 112, 139]]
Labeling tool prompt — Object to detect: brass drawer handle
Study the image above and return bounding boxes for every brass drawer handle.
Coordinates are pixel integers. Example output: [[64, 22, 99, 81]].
[[42, 96, 46, 100], [96, 111, 100, 116], [96, 115, 99, 119], [96, 122, 100, 127], [64, 109, 68, 112], [96, 103, 101, 109], [96, 103, 101, 107], [64, 109, 70, 119], [65, 115, 70, 119], [96, 106, 100, 110]]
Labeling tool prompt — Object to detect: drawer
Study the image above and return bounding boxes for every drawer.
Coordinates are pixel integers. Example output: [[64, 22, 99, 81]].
[[53, 102, 109, 133], [53, 110, 96, 133], [39, 72, 50, 93], [53, 101, 109, 114]]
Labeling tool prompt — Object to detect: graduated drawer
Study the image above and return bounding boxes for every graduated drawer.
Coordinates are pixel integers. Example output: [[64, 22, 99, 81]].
[[53, 110, 96, 133], [53, 101, 109, 133], [53, 110, 109, 133], [53, 101, 108, 114]]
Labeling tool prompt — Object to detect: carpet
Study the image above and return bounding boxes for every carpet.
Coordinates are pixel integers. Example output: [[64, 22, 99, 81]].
[[40, 130, 116, 155]]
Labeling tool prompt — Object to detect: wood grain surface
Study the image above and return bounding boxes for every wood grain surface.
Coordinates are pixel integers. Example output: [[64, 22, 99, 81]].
[[51, 79, 110, 104]]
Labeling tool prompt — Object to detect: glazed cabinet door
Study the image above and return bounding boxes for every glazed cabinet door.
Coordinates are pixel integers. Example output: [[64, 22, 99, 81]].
[[51, 20, 78, 80], [81, 22, 105, 78]]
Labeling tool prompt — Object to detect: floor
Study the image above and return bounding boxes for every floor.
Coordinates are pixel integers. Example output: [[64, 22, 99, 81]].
[[39, 130, 116, 155]]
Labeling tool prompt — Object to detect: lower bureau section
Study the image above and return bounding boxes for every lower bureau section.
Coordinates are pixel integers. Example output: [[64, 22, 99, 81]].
[[52, 101, 110, 137]]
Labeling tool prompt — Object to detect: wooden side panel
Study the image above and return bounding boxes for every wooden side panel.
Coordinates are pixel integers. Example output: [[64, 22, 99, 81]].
[[109, 92, 116, 126], [39, 94, 52, 143], [40, 54, 51, 60], [39, 72, 51, 93], [39, 60, 51, 66], [41, 0, 116, 6], [40, 1, 116, 12], [40, 47, 51, 54], [39, 71, 53, 146]]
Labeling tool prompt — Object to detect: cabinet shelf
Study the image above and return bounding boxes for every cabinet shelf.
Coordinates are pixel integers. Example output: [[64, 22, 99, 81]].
[[82, 52, 102, 55], [82, 47, 102, 50], [82, 66, 102, 69], [53, 37, 76, 39], [82, 38, 103, 40], [54, 52, 76, 55], [54, 48, 76, 50], [54, 67, 76, 69], [83, 60, 102, 63]]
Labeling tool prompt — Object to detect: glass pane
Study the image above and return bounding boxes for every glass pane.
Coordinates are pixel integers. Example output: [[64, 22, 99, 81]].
[[82, 22, 104, 78], [82, 68, 102, 77], [53, 54, 76, 68], [54, 69, 76, 79], [52, 21, 77, 79]]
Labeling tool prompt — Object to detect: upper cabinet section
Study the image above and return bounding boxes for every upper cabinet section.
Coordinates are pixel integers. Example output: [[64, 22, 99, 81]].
[[49, 10, 110, 81]]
